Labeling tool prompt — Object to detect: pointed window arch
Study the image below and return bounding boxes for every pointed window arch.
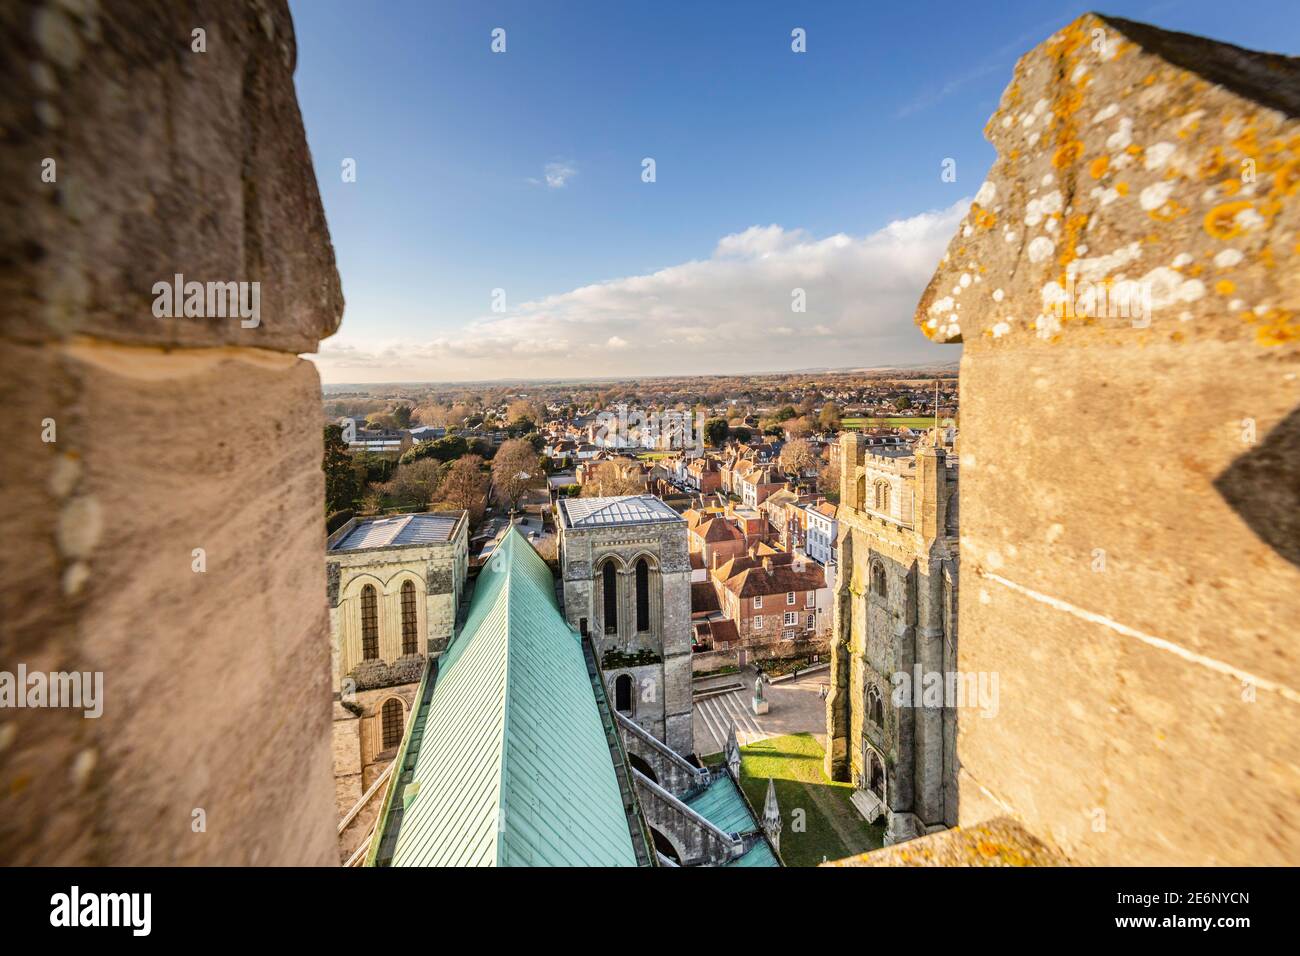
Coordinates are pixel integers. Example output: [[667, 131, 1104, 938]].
[[870, 560, 887, 598], [868, 748, 886, 799], [874, 479, 891, 513], [868, 685, 884, 726]]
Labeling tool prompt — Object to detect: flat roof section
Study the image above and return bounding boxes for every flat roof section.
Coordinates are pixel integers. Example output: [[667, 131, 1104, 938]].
[[330, 513, 459, 552]]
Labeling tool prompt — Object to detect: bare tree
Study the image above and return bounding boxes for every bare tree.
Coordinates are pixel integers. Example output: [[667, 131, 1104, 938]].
[[491, 438, 543, 512], [818, 448, 841, 498], [779, 438, 818, 477], [435, 454, 489, 525], [784, 416, 813, 440], [580, 460, 646, 497]]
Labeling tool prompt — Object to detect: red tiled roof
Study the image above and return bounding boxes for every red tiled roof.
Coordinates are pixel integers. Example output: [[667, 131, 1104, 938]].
[[716, 556, 825, 598]]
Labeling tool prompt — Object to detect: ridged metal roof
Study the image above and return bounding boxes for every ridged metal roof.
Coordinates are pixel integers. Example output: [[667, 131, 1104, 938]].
[[684, 774, 780, 867], [559, 494, 684, 528], [389, 529, 637, 867], [330, 514, 458, 551]]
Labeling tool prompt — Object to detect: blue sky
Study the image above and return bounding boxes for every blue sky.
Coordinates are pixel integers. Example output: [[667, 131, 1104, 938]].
[[290, 0, 1300, 383]]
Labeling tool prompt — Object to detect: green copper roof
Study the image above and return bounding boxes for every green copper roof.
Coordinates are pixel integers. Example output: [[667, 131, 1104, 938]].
[[388, 528, 638, 867], [685, 774, 780, 867], [685, 775, 755, 836], [728, 840, 781, 867]]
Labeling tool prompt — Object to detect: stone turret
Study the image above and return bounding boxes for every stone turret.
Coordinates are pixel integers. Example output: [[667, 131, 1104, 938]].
[[762, 778, 782, 854], [839, 431, 865, 510], [913, 439, 949, 543]]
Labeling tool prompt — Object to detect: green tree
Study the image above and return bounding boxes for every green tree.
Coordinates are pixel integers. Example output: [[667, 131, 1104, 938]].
[[703, 417, 730, 447], [323, 425, 359, 514], [818, 402, 842, 432], [401, 434, 468, 466]]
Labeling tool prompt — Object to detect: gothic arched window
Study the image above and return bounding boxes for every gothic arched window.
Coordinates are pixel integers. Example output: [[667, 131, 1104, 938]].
[[361, 584, 379, 660], [614, 674, 633, 714], [381, 698, 404, 751], [400, 580, 418, 656], [602, 561, 618, 634], [870, 561, 887, 598], [635, 559, 650, 632], [869, 686, 884, 726], [874, 480, 891, 513]]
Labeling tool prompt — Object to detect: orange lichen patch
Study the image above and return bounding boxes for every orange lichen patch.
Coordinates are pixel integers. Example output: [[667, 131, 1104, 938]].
[[1232, 124, 1262, 158], [1274, 159, 1300, 197], [1250, 308, 1299, 346], [1148, 199, 1188, 222], [1204, 200, 1253, 239], [1047, 18, 1091, 58], [1126, 144, 1143, 156], [1215, 279, 1236, 295], [1199, 147, 1226, 178], [1142, 73, 1157, 85], [1054, 87, 1085, 119], [1089, 155, 1109, 179], [1221, 178, 1242, 195], [1187, 263, 1204, 276], [1115, 181, 1129, 195], [970, 203, 997, 230]]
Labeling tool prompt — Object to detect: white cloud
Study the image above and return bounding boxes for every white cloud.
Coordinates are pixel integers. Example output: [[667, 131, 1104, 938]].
[[528, 160, 577, 189], [311, 199, 970, 382]]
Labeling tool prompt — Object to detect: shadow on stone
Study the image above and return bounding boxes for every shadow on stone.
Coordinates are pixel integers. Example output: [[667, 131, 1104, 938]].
[[1214, 406, 1300, 569]]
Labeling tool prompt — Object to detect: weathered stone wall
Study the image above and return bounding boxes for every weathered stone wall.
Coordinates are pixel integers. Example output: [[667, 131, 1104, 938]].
[[916, 14, 1300, 865], [0, 1, 342, 864]]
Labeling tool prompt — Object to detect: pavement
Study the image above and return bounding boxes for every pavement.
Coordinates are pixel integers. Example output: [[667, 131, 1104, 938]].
[[693, 666, 830, 757]]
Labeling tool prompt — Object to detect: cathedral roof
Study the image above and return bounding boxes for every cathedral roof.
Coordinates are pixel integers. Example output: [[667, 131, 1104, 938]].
[[381, 529, 639, 867]]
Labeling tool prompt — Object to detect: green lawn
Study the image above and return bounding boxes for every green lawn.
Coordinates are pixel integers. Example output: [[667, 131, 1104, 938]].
[[841, 416, 941, 429], [734, 733, 883, 867]]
